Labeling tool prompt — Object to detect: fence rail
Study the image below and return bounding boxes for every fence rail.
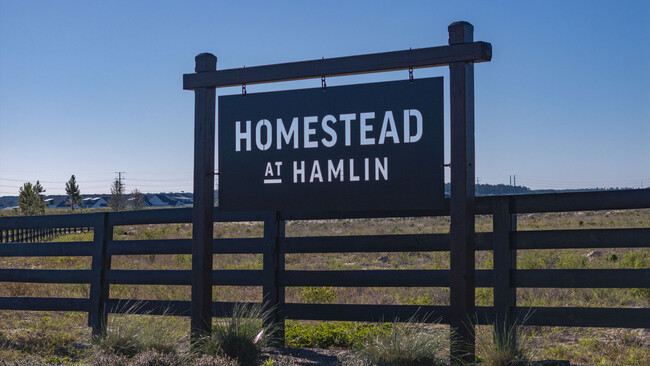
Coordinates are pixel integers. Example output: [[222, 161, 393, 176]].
[[0, 189, 649, 339]]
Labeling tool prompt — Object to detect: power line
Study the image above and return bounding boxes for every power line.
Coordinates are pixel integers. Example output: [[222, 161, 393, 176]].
[[0, 177, 115, 184], [125, 178, 192, 182]]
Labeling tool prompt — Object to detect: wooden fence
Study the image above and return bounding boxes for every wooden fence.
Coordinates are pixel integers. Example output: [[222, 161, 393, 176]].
[[1, 226, 91, 243], [0, 189, 648, 340]]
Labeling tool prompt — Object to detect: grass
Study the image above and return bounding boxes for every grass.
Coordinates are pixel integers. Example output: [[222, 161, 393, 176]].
[[0, 208, 648, 364]]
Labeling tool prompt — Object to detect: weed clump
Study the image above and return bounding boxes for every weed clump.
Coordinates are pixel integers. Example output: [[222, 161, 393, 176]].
[[476, 316, 535, 366], [198, 303, 274, 366], [90, 305, 185, 360], [346, 319, 449, 366]]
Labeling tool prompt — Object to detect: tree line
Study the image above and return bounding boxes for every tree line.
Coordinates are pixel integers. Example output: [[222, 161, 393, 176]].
[[16, 175, 145, 216]]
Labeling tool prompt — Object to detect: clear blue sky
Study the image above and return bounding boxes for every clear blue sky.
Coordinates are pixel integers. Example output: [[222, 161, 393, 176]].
[[1, 0, 648, 195]]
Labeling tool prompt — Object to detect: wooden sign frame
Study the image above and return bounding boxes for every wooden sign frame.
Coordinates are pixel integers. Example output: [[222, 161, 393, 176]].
[[184, 21, 491, 363]]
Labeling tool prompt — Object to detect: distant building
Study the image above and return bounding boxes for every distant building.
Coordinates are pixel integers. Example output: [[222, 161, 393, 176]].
[[43, 193, 193, 210], [81, 197, 109, 209]]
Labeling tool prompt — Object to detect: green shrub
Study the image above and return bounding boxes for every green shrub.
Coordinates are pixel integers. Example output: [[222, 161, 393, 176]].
[[298, 287, 338, 304], [199, 303, 274, 366], [286, 321, 392, 349]]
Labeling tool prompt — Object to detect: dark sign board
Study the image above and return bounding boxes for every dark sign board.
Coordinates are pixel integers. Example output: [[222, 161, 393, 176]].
[[218, 77, 444, 211]]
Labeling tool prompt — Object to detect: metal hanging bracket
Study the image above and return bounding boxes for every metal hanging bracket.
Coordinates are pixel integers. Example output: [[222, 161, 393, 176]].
[[321, 76, 326, 90], [242, 83, 247, 97], [409, 67, 414, 83]]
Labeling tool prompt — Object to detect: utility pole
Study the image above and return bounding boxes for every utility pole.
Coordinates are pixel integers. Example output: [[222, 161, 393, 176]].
[[115, 172, 125, 189]]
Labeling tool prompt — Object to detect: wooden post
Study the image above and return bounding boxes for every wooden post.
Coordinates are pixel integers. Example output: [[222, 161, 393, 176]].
[[493, 196, 517, 348], [191, 53, 217, 341], [89, 213, 111, 336], [263, 212, 285, 346], [449, 21, 476, 364]]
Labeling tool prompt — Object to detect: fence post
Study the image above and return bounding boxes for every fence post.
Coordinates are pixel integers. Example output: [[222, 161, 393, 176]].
[[89, 212, 111, 336], [263, 212, 285, 346], [191, 52, 217, 342], [493, 196, 517, 348], [449, 21, 476, 364]]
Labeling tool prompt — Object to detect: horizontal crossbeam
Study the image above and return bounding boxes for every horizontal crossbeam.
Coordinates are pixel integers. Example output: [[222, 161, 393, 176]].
[[183, 42, 492, 89]]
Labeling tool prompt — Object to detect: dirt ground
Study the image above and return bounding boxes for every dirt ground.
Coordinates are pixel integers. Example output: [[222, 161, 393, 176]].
[[263, 347, 351, 365]]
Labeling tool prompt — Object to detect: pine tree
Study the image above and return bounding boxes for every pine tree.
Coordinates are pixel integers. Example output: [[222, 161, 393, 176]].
[[18, 181, 46, 215], [108, 179, 126, 211], [65, 175, 82, 211], [34, 180, 45, 199]]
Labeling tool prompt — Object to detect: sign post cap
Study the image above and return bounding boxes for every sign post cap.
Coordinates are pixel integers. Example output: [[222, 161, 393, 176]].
[[448, 21, 474, 44], [195, 53, 217, 72]]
